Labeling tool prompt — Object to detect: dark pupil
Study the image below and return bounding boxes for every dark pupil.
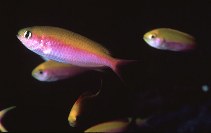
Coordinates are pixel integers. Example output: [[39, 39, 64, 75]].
[[151, 35, 155, 38], [25, 31, 31, 38], [39, 70, 43, 74]]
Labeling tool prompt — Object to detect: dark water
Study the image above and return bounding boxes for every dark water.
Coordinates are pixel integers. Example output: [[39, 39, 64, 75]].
[[0, 1, 211, 132]]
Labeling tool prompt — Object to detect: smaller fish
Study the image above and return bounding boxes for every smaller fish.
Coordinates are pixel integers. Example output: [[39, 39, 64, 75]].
[[68, 80, 102, 127], [84, 117, 132, 132], [135, 118, 146, 127], [0, 106, 16, 132], [143, 28, 196, 51], [32, 60, 91, 82]]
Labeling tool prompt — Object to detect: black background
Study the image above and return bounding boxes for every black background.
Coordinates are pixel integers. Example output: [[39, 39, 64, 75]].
[[0, 1, 211, 132]]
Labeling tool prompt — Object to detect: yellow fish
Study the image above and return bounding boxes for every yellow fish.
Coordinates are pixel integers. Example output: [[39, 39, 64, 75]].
[[84, 117, 132, 132], [68, 85, 101, 127], [32, 60, 91, 82], [143, 28, 196, 51]]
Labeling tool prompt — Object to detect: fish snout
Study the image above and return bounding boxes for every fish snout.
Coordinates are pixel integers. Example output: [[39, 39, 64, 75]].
[[69, 120, 77, 127]]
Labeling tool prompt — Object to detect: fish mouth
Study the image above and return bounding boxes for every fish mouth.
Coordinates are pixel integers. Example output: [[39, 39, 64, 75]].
[[16, 35, 25, 44], [31, 72, 36, 78], [143, 36, 149, 43], [16, 35, 21, 40], [31, 72, 39, 80], [31, 72, 43, 81], [69, 121, 76, 127]]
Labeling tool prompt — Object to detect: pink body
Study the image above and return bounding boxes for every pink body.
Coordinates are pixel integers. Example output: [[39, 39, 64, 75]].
[[18, 34, 116, 69]]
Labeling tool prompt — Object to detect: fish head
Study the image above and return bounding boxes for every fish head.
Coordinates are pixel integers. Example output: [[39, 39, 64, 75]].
[[17, 27, 52, 56], [68, 109, 78, 127], [68, 98, 83, 127], [143, 30, 164, 49], [32, 67, 51, 82], [17, 27, 40, 50]]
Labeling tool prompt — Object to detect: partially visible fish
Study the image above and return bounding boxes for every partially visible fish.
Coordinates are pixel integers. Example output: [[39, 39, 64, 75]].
[[143, 28, 196, 51], [68, 81, 102, 127], [84, 117, 132, 132], [17, 26, 135, 80], [135, 118, 146, 127], [0, 106, 16, 132], [32, 60, 91, 82]]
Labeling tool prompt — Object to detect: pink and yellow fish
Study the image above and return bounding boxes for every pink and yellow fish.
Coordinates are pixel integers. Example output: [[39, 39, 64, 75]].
[[143, 28, 196, 51], [17, 26, 133, 79], [84, 117, 132, 132], [32, 60, 91, 82], [68, 88, 101, 127], [0, 106, 16, 132]]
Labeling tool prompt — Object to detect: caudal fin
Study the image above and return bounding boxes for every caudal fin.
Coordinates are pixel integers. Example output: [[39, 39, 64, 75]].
[[110, 59, 138, 81], [0, 106, 16, 132]]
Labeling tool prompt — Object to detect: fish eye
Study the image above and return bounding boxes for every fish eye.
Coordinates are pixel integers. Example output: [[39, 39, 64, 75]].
[[24, 30, 32, 39], [149, 34, 156, 39], [38, 70, 43, 75]]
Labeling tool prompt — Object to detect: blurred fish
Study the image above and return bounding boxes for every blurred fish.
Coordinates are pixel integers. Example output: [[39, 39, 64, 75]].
[[84, 117, 132, 132], [135, 118, 146, 127], [143, 28, 196, 51], [0, 106, 16, 132], [17, 26, 135, 79], [68, 81, 102, 127], [32, 60, 91, 82]]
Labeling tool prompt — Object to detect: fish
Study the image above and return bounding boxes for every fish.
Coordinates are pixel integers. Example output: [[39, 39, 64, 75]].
[[84, 117, 132, 132], [68, 82, 102, 127], [135, 118, 146, 127], [32, 60, 91, 82], [0, 106, 16, 132], [143, 28, 196, 51], [17, 26, 134, 80]]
